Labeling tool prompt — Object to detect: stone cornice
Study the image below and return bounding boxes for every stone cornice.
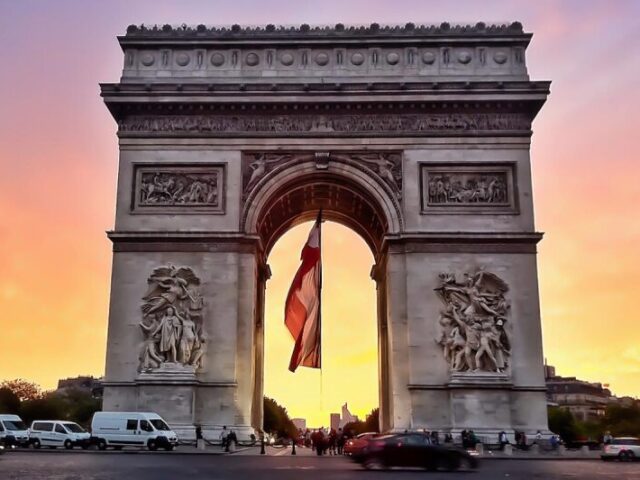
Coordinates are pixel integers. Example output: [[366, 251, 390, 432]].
[[121, 22, 529, 42], [384, 231, 543, 254], [107, 231, 263, 253]]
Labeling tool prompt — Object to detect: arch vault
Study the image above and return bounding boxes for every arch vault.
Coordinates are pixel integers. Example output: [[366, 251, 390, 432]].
[[101, 22, 551, 441]]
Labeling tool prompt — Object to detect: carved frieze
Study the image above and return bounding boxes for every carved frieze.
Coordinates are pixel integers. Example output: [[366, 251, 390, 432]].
[[420, 163, 517, 214], [119, 113, 531, 137], [435, 270, 511, 374], [138, 265, 206, 374], [133, 164, 225, 213]]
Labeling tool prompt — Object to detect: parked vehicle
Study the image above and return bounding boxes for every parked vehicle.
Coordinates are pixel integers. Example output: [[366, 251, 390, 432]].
[[601, 437, 640, 462], [0, 415, 30, 447], [350, 433, 478, 471], [343, 432, 378, 456], [29, 421, 91, 449], [90, 412, 178, 451]]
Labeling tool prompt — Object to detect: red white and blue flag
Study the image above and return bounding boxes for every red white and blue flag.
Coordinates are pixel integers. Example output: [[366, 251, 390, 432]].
[[285, 211, 322, 372]]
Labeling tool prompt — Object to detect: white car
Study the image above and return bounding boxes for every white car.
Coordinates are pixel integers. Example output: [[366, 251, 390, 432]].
[[601, 437, 640, 461], [29, 421, 91, 449], [91, 412, 178, 451], [0, 415, 30, 447]]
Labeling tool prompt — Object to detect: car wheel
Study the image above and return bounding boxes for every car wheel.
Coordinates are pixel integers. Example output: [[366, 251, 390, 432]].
[[33, 439, 41, 449], [64, 440, 73, 450], [439, 455, 461, 471], [148, 440, 158, 451], [363, 457, 385, 470], [459, 454, 477, 470], [97, 440, 107, 451]]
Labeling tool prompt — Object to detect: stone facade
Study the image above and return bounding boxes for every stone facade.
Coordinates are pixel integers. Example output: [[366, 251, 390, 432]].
[[101, 22, 550, 442]]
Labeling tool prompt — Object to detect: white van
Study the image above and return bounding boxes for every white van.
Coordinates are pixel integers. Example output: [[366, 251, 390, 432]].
[[91, 412, 178, 450], [29, 420, 91, 449], [0, 414, 30, 447]]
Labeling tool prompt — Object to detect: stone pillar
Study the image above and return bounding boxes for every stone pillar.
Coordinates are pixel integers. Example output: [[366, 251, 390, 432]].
[[384, 250, 411, 431]]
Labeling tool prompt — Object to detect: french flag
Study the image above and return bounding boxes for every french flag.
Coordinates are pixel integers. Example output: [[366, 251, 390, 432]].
[[285, 211, 322, 372]]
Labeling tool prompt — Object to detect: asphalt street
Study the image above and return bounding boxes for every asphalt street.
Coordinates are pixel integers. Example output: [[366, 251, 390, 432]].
[[1, 451, 639, 480]]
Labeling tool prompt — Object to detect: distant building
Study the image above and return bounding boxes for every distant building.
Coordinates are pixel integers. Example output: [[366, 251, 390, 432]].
[[292, 418, 306, 431], [545, 365, 611, 421], [339, 403, 358, 428], [330, 413, 340, 431], [56, 376, 103, 398]]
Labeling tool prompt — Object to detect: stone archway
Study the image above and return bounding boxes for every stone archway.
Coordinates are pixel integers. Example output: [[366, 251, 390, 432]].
[[242, 152, 404, 432], [101, 22, 551, 442]]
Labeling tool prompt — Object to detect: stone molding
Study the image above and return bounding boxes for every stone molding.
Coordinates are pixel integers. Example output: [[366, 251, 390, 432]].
[[118, 112, 531, 138], [385, 232, 542, 254], [108, 231, 262, 253], [120, 23, 529, 81], [124, 22, 526, 38], [420, 162, 518, 215]]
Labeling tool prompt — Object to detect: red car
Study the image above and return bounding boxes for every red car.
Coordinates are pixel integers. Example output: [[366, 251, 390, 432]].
[[343, 432, 378, 456]]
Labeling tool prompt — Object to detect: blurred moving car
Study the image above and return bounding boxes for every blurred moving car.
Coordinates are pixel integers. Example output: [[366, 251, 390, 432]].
[[343, 432, 378, 456], [29, 421, 91, 449], [601, 437, 640, 461], [0, 415, 30, 447], [350, 433, 478, 471]]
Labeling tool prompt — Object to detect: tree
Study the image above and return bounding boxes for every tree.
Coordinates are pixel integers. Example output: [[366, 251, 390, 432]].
[[0, 379, 43, 401], [0, 388, 20, 414], [364, 408, 380, 433], [263, 397, 297, 439], [548, 407, 580, 443]]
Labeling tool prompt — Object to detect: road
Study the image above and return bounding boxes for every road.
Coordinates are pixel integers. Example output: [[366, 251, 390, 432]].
[[1, 451, 638, 479]]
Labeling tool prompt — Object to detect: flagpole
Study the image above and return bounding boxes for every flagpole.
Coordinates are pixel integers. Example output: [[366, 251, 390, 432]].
[[318, 209, 323, 418]]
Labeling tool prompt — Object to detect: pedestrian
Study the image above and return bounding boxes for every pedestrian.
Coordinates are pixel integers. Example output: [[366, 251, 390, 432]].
[[461, 429, 469, 448], [550, 434, 558, 450], [430, 430, 439, 445], [535, 430, 542, 444], [444, 433, 453, 444], [337, 428, 345, 455], [220, 425, 228, 451], [498, 430, 509, 450], [227, 429, 237, 451]]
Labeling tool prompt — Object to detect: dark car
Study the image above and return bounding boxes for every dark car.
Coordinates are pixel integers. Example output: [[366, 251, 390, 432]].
[[351, 433, 478, 471]]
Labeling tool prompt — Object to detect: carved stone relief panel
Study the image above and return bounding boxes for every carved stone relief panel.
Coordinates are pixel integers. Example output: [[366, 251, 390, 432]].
[[420, 163, 517, 214], [138, 265, 206, 375], [119, 113, 531, 137], [434, 270, 511, 374], [132, 164, 225, 214]]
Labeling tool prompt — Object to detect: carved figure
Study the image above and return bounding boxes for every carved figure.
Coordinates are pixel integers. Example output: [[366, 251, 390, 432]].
[[435, 270, 511, 373], [244, 154, 290, 193], [138, 265, 206, 372], [352, 153, 402, 198]]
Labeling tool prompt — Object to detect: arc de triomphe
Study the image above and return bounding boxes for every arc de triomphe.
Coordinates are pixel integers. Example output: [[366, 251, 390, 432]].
[[101, 22, 550, 441]]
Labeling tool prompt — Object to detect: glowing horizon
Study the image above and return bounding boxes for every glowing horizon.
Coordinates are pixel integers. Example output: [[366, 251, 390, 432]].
[[1, 1, 639, 426]]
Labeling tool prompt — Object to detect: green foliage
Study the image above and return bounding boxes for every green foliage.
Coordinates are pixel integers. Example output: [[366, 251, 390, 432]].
[[548, 402, 640, 442], [548, 407, 580, 443], [0, 388, 21, 414], [0, 379, 102, 428], [0, 379, 43, 401], [342, 407, 380, 436], [263, 397, 297, 439]]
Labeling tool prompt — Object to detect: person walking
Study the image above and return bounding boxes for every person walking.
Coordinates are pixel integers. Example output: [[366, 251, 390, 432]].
[[220, 426, 229, 451]]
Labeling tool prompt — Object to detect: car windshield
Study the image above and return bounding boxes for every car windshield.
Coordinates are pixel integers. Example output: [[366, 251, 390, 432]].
[[64, 423, 85, 433], [4, 421, 27, 431], [150, 419, 170, 431], [612, 439, 639, 446]]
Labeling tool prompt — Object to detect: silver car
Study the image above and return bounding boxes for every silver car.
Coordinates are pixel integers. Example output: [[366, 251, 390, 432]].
[[601, 437, 640, 461]]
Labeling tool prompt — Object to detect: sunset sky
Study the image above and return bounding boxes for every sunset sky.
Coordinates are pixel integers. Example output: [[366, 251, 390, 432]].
[[0, 0, 638, 426]]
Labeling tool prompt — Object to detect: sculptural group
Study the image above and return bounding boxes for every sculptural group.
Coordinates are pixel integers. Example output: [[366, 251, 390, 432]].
[[138, 265, 206, 372], [435, 270, 511, 373]]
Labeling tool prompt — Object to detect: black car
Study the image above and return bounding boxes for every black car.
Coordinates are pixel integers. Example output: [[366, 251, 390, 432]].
[[351, 433, 478, 471]]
